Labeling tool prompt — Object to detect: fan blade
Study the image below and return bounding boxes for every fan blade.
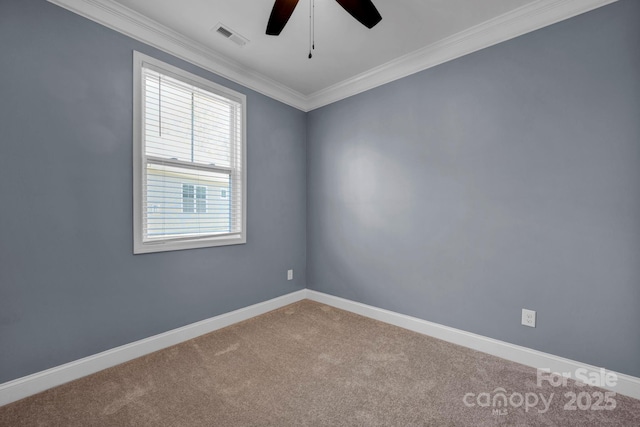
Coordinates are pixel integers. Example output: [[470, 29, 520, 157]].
[[335, 0, 382, 29], [266, 0, 300, 35]]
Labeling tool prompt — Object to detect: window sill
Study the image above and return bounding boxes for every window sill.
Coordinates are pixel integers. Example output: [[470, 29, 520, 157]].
[[133, 233, 246, 254]]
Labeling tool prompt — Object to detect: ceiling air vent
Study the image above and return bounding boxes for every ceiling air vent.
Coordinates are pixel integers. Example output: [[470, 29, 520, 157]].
[[217, 26, 233, 38], [212, 23, 249, 47]]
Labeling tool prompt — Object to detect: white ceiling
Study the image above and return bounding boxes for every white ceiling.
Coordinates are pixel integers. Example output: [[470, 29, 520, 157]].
[[115, 0, 536, 95], [50, 0, 617, 110]]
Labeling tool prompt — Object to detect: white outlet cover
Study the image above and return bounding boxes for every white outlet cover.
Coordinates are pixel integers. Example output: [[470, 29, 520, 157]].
[[522, 309, 536, 328], [287, 269, 293, 281]]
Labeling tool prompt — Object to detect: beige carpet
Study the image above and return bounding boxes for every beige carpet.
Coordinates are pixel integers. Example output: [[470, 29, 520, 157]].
[[1, 300, 639, 426]]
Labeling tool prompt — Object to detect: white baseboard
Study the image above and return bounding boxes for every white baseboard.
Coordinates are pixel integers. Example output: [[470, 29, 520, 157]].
[[0, 289, 307, 407], [306, 290, 640, 400], [3, 288, 638, 407]]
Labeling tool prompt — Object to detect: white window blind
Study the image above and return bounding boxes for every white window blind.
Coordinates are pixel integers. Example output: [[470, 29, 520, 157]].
[[133, 52, 246, 254]]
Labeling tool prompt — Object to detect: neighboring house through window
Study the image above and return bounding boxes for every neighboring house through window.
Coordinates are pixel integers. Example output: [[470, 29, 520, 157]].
[[133, 52, 246, 254]]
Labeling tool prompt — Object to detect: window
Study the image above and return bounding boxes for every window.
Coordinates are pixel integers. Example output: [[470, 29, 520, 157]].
[[133, 52, 246, 253], [182, 184, 207, 214]]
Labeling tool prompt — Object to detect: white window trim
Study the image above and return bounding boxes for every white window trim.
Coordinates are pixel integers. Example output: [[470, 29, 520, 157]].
[[133, 51, 247, 254]]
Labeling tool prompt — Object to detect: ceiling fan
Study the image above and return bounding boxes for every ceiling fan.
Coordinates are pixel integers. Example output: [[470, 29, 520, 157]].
[[266, 0, 382, 36]]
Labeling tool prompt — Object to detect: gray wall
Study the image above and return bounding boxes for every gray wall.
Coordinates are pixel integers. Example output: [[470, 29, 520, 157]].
[[1, 0, 638, 386], [307, 0, 640, 377], [0, 0, 306, 383]]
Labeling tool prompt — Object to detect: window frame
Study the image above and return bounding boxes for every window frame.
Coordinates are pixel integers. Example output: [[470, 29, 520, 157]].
[[133, 51, 247, 254]]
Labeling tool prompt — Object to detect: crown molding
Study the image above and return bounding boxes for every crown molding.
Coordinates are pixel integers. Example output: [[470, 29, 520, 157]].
[[305, 0, 618, 110], [48, 0, 617, 112], [47, 0, 308, 110]]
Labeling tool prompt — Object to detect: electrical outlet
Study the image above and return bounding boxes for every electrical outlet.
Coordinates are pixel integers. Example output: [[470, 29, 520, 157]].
[[287, 269, 293, 281], [522, 309, 536, 328]]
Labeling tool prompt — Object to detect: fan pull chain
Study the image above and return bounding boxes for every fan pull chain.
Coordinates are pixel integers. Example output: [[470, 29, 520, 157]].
[[308, 0, 315, 58]]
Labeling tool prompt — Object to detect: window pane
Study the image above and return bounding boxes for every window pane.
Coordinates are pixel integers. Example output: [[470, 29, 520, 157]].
[[182, 184, 194, 213], [196, 186, 207, 214], [145, 164, 232, 238], [193, 93, 232, 168], [144, 70, 234, 168], [145, 74, 194, 162]]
